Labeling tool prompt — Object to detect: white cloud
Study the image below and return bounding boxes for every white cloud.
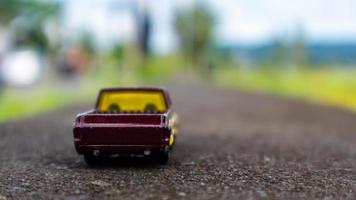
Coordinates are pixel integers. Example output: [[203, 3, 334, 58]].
[[208, 0, 356, 44]]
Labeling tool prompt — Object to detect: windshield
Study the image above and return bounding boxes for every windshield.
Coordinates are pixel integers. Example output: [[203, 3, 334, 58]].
[[96, 90, 167, 112]]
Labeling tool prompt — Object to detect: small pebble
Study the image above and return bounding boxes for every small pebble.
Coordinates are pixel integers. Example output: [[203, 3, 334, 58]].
[[256, 189, 267, 198], [177, 192, 186, 197], [90, 180, 111, 187], [182, 162, 195, 166]]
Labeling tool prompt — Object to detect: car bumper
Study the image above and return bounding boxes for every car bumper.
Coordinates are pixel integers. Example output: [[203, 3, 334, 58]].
[[75, 144, 167, 156]]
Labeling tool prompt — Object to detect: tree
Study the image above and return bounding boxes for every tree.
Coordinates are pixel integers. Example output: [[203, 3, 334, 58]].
[[267, 37, 289, 67], [0, 0, 60, 52], [0, 0, 60, 25], [290, 24, 309, 68], [290, 32, 309, 68], [175, 5, 214, 70], [79, 32, 96, 57]]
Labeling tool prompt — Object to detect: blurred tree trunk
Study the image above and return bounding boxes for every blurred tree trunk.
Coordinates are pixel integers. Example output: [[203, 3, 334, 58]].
[[133, 2, 152, 69]]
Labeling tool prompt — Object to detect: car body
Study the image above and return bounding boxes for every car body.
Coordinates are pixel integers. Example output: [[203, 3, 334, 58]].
[[73, 87, 179, 165]]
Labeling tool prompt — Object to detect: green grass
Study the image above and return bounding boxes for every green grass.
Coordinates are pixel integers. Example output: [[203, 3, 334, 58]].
[[0, 86, 82, 121], [213, 67, 356, 110], [139, 54, 184, 82]]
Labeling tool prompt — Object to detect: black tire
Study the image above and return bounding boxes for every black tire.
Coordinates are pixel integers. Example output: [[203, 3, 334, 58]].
[[154, 152, 169, 164], [84, 154, 101, 166]]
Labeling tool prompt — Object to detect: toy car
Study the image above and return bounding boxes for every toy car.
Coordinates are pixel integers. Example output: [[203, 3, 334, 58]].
[[73, 87, 179, 165]]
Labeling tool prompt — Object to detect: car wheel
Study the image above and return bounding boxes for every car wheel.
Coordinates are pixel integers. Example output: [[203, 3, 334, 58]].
[[84, 154, 102, 166], [154, 152, 169, 164]]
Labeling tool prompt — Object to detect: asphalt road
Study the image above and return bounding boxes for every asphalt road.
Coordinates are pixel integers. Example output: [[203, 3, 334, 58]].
[[1, 80, 356, 199]]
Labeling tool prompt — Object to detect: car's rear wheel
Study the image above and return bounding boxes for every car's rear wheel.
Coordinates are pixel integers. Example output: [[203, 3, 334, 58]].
[[153, 152, 169, 164], [84, 154, 102, 166]]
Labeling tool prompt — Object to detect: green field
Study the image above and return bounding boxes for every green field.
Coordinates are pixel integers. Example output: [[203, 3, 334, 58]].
[[213, 67, 356, 110], [0, 86, 82, 121]]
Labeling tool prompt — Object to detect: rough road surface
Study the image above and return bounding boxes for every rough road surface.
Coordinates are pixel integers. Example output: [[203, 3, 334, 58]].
[[1, 80, 356, 200]]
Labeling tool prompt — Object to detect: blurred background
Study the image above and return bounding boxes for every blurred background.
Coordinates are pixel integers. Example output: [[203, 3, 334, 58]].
[[0, 0, 356, 121]]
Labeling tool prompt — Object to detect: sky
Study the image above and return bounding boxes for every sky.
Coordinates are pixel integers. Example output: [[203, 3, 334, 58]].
[[62, 0, 356, 53]]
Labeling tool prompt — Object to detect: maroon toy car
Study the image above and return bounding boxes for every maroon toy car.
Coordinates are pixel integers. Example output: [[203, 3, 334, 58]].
[[73, 87, 179, 165]]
